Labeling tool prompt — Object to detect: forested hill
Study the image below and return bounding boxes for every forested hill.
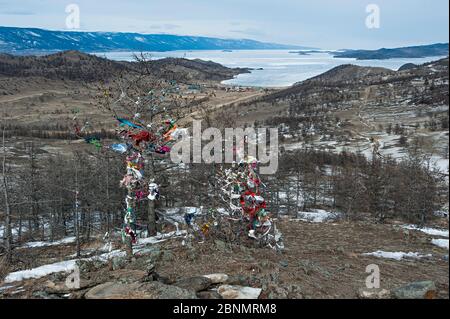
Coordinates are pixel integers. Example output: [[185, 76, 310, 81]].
[[0, 50, 249, 82], [334, 43, 448, 60]]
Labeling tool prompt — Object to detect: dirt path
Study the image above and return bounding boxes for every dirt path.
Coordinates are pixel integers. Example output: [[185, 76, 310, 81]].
[[186, 91, 265, 122], [0, 90, 65, 103]]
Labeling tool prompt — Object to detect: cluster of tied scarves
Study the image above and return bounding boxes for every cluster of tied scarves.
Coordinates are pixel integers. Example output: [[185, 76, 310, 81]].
[[114, 117, 182, 244], [222, 158, 271, 239], [74, 113, 183, 245]]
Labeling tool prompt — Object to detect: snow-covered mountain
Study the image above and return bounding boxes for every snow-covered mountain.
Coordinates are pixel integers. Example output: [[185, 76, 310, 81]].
[[0, 26, 308, 54]]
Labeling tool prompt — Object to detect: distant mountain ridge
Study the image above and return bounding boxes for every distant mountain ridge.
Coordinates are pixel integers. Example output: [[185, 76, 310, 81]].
[[334, 43, 449, 60], [0, 26, 308, 54]]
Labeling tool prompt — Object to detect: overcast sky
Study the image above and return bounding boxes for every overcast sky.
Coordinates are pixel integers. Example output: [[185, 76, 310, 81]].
[[0, 0, 448, 49]]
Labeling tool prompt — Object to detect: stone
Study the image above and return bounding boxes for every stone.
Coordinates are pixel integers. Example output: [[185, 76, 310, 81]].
[[197, 291, 223, 299], [45, 277, 101, 294], [109, 269, 147, 283], [148, 249, 162, 261], [239, 245, 254, 254], [76, 259, 104, 273], [112, 256, 128, 271], [260, 260, 273, 269], [32, 290, 62, 299], [225, 274, 250, 286], [392, 281, 437, 299], [48, 272, 68, 282], [217, 285, 262, 299], [146, 262, 155, 274], [154, 272, 172, 285], [85, 282, 140, 299], [266, 285, 289, 299], [286, 284, 304, 299], [214, 240, 228, 251], [161, 251, 175, 262], [173, 276, 213, 292], [358, 288, 391, 299], [270, 272, 280, 284], [85, 281, 197, 299], [203, 273, 229, 284], [141, 281, 197, 299]]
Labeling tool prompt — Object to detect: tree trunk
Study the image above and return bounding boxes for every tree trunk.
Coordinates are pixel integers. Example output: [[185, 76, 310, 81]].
[[147, 199, 157, 236], [2, 127, 12, 262], [147, 155, 157, 236], [74, 166, 81, 258], [105, 155, 111, 234], [125, 188, 134, 259]]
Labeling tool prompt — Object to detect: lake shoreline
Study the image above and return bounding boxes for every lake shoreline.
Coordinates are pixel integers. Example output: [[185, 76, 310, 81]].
[[93, 50, 447, 88]]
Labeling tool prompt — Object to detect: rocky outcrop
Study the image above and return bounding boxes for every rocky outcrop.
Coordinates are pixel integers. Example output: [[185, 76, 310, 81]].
[[173, 276, 213, 292], [358, 288, 391, 299], [392, 281, 437, 299], [85, 281, 197, 299], [203, 273, 229, 284], [217, 285, 262, 299]]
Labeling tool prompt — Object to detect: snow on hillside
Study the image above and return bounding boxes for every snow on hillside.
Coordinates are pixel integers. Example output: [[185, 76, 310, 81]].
[[18, 237, 77, 249], [432, 239, 449, 250], [401, 225, 449, 238], [296, 210, 340, 223], [362, 251, 432, 261], [0, 26, 303, 53], [3, 231, 186, 283], [4, 249, 126, 283]]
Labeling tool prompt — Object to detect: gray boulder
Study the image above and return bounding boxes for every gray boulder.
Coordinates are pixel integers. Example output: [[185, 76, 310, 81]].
[[85, 281, 197, 299], [197, 291, 223, 299], [173, 276, 213, 292], [392, 281, 437, 299], [358, 288, 391, 299], [111, 256, 128, 271]]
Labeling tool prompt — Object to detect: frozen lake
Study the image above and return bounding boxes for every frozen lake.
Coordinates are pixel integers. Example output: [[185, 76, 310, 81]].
[[94, 50, 446, 87]]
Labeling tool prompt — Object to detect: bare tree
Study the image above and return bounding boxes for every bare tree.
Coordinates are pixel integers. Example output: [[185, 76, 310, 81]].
[[1, 126, 12, 262]]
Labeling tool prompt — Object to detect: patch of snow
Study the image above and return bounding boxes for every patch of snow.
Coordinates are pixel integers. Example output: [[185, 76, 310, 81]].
[[432, 239, 449, 250], [430, 156, 449, 175], [434, 210, 449, 218], [401, 225, 449, 238], [217, 208, 231, 215], [92, 250, 126, 262], [362, 251, 432, 261], [10, 288, 26, 295], [296, 209, 339, 223], [136, 230, 186, 246], [4, 231, 184, 283], [0, 225, 21, 238], [158, 207, 203, 224], [4, 260, 77, 283], [134, 36, 146, 43], [4, 249, 125, 283], [19, 236, 76, 249], [0, 285, 15, 292], [67, 248, 98, 258], [26, 31, 41, 37]]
